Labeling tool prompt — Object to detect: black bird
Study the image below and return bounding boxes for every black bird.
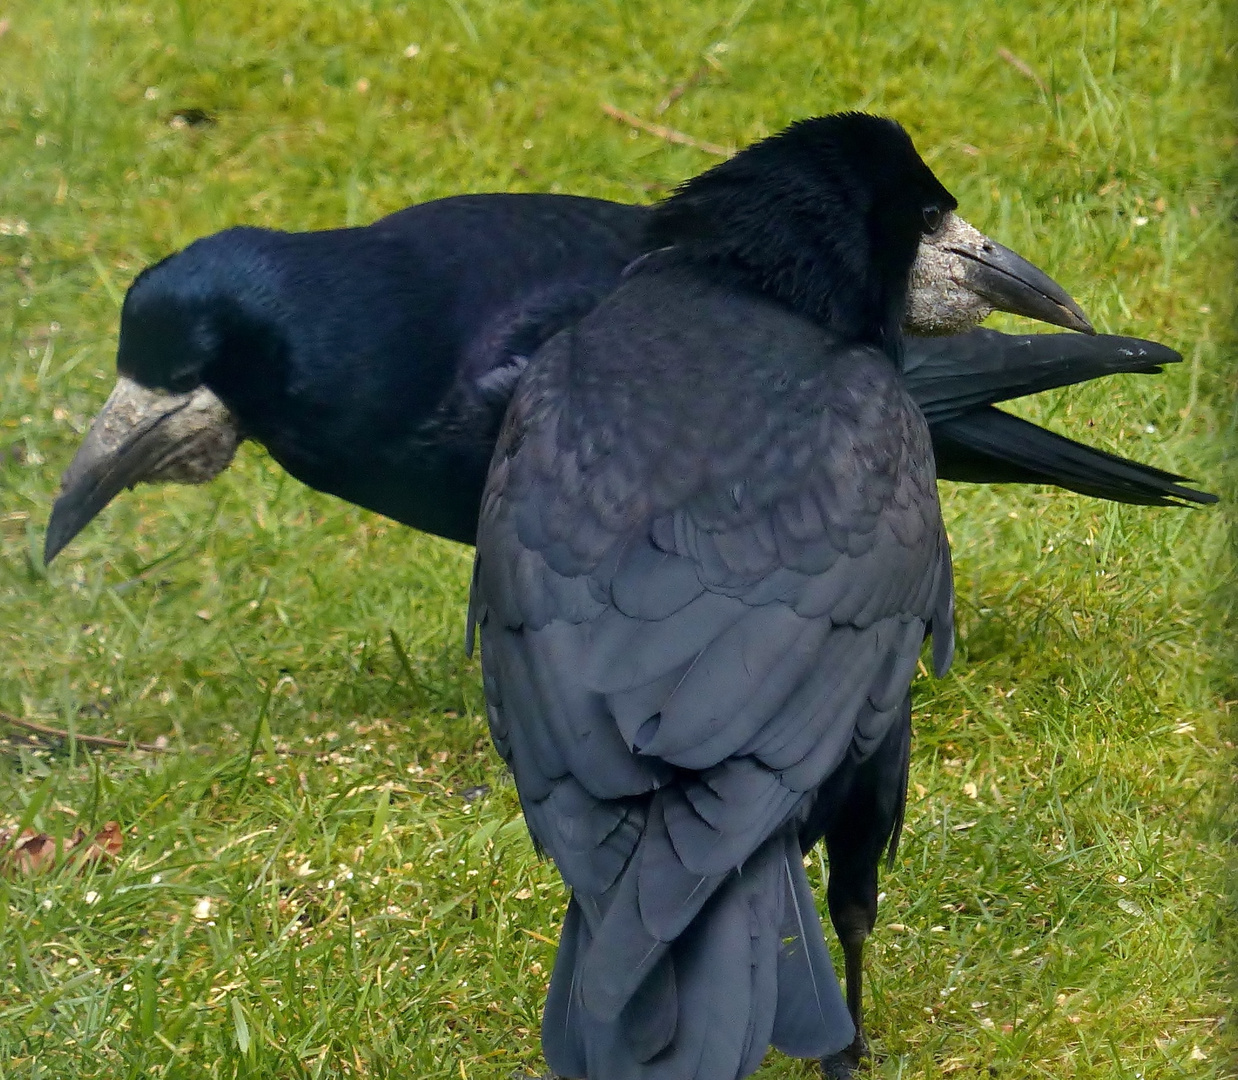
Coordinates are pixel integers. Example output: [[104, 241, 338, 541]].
[[465, 112, 1101, 1079], [43, 196, 1211, 565]]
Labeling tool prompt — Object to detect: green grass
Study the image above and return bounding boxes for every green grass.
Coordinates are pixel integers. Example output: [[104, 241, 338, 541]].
[[0, 0, 1233, 1077]]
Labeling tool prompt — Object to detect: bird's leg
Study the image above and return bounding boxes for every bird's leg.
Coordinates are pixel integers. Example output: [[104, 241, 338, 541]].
[[820, 916, 873, 1079], [842, 930, 866, 1040], [816, 703, 913, 1078], [817, 798, 884, 1079]]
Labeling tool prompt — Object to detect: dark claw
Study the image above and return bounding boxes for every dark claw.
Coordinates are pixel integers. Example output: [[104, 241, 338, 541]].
[[821, 1031, 870, 1079]]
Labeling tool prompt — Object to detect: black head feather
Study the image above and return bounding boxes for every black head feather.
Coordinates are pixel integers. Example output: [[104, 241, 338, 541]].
[[117, 229, 292, 400], [646, 112, 957, 358]]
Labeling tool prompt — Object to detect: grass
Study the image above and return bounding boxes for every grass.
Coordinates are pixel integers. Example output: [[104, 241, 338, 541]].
[[0, 0, 1233, 1077]]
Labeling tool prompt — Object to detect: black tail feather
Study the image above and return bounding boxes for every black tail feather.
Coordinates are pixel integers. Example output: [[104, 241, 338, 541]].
[[544, 896, 590, 1077], [933, 408, 1215, 506], [542, 828, 853, 1079], [772, 833, 854, 1057]]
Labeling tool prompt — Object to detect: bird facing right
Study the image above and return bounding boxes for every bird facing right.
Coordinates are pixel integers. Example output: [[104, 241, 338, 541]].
[[469, 113, 1077, 1079]]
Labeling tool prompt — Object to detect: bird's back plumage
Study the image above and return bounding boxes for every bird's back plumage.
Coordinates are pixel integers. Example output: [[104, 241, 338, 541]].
[[472, 262, 954, 1077]]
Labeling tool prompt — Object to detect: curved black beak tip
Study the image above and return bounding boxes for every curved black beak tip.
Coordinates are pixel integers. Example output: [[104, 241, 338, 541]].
[[964, 238, 1095, 335], [44, 505, 78, 565], [44, 449, 141, 566], [44, 478, 116, 565]]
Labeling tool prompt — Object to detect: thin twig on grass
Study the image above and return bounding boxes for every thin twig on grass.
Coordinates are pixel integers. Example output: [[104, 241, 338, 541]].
[[0, 710, 173, 752], [0, 709, 328, 757], [997, 47, 1048, 96], [654, 54, 724, 116], [599, 102, 730, 157]]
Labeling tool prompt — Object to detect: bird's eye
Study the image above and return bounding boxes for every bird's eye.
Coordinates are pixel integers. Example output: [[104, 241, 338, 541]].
[[922, 205, 944, 233]]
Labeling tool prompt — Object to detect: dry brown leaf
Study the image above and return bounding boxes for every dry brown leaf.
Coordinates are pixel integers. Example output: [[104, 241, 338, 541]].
[[0, 821, 123, 876], [82, 820, 124, 862], [7, 830, 63, 874]]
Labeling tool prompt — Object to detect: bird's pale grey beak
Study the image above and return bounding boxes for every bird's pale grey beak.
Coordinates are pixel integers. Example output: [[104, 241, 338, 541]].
[[905, 213, 1094, 336], [44, 377, 239, 564]]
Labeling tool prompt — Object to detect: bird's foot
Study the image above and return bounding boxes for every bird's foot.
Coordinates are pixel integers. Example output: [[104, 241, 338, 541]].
[[820, 1032, 870, 1079]]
